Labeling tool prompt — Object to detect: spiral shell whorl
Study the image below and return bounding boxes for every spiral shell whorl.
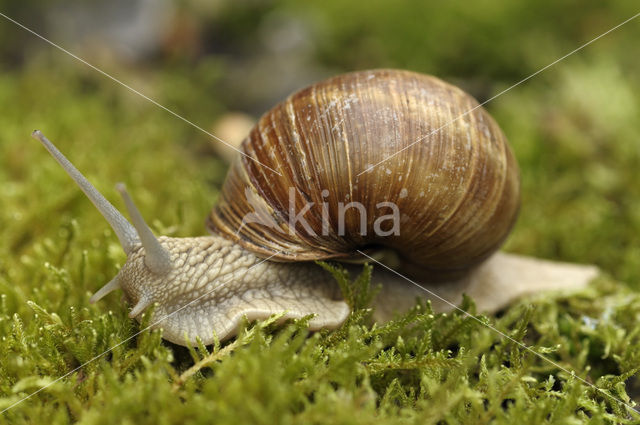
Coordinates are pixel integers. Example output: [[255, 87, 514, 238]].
[[209, 69, 519, 280]]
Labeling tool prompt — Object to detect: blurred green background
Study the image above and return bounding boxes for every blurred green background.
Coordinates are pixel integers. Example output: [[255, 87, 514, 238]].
[[1, 1, 640, 423]]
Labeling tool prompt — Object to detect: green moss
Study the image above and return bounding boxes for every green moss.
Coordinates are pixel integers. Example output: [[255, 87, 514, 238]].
[[2, 249, 640, 423]]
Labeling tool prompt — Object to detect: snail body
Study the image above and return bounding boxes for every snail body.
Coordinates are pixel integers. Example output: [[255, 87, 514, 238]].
[[34, 69, 597, 346]]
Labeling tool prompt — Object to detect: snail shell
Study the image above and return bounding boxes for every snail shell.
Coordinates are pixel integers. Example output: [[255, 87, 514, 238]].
[[210, 69, 520, 280]]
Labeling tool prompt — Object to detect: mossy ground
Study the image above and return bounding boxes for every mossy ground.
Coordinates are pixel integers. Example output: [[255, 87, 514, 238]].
[[1, 2, 640, 424]]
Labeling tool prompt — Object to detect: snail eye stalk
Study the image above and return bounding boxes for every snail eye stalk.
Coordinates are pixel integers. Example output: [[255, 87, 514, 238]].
[[32, 130, 139, 254], [116, 183, 172, 275]]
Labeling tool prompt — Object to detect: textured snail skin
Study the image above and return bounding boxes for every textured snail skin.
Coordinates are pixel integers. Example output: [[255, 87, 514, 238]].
[[118, 236, 349, 345]]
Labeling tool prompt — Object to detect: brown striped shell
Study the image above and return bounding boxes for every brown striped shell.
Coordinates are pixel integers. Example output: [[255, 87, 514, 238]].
[[208, 69, 519, 281]]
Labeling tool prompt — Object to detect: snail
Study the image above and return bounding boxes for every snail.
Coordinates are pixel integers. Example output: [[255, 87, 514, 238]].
[[34, 69, 598, 346]]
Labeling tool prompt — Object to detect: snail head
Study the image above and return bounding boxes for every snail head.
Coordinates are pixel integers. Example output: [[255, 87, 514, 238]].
[[32, 130, 207, 319]]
